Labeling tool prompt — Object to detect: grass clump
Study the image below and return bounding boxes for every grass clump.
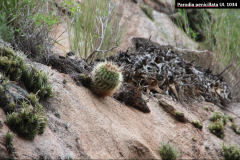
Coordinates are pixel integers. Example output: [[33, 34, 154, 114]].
[[192, 120, 203, 129], [4, 131, 15, 154], [67, 0, 124, 60], [208, 111, 226, 138], [0, 13, 14, 43], [159, 142, 179, 160], [174, 110, 185, 122], [221, 143, 240, 160], [139, 4, 154, 21]]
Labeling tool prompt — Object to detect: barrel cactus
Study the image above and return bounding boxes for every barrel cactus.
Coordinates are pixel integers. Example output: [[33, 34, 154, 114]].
[[91, 61, 123, 96]]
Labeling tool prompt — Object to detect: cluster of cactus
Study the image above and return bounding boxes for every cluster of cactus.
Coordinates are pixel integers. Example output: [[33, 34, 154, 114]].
[[192, 120, 203, 129], [21, 65, 53, 98], [208, 111, 226, 138], [0, 46, 53, 98], [5, 93, 48, 139], [91, 61, 123, 96], [0, 46, 50, 139], [0, 47, 24, 81]]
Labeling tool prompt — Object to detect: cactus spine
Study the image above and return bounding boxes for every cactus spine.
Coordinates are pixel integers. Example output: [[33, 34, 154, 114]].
[[91, 61, 123, 97]]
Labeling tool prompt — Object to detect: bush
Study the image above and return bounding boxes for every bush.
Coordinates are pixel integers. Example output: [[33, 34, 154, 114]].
[[159, 142, 179, 160], [0, 0, 59, 58]]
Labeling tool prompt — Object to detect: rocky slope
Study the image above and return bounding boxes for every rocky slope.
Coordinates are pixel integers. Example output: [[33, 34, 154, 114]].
[[0, 0, 240, 159]]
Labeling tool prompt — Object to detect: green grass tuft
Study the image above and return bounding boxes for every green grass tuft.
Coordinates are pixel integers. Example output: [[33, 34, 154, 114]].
[[159, 142, 179, 160]]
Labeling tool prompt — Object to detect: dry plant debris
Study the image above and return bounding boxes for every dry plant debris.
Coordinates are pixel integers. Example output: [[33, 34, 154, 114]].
[[108, 39, 233, 108]]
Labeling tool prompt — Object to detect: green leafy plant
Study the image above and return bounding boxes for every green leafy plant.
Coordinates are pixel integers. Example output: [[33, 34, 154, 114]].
[[159, 142, 179, 160], [91, 61, 122, 96], [192, 120, 203, 129], [221, 143, 240, 160]]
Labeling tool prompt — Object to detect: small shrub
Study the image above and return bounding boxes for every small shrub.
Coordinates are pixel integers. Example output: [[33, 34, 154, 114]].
[[159, 142, 179, 160], [228, 115, 234, 123], [221, 143, 240, 160], [192, 120, 203, 129], [1, 0, 60, 58], [174, 110, 185, 122]]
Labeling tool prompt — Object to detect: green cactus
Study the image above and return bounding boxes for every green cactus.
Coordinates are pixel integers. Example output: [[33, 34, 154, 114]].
[[91, 61, 123, 96]]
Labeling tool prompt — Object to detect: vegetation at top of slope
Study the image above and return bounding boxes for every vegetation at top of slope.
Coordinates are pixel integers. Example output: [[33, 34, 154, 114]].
[[0, 0, 60, 59], [63, 0, 124, 61], [172, 9, 240, 68]]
